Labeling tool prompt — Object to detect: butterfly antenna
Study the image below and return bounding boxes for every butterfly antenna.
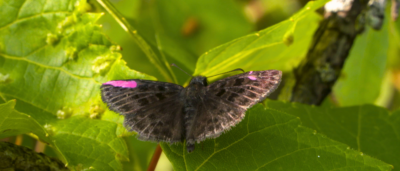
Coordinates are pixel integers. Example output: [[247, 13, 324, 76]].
[[171, 63, 192, 77], [207, 68, 245, 78]]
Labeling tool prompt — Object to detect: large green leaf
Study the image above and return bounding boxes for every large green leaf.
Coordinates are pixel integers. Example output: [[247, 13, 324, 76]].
[[0, 100, 66, 163], [0, 100, 128, 170], [0, 0, 154, 170], [333, 14, 389, 106], [162, 103, 392, 171], [193, 0, 328, 78], [0, 0, 153, 116], [265, 100, 399, 171]]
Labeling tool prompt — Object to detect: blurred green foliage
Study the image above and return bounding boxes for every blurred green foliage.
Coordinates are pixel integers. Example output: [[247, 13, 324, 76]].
[[0, 0, 399, 170]]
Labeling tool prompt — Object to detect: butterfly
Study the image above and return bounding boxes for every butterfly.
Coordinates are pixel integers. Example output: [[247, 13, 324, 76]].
[[100, 70, 282, 153]]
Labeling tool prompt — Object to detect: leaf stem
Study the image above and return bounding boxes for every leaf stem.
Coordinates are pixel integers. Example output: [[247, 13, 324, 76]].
[[95, 0, 173, 82], [147, 144, 162, 171]]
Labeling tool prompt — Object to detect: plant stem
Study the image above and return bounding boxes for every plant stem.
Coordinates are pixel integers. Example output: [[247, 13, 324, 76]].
[[95, 0, 173, 82], [147, 144, 162, 171]]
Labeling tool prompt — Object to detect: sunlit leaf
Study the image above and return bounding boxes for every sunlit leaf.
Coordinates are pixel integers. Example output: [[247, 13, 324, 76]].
[[193, 0, 328, 78], [0, 0, 154, 169]]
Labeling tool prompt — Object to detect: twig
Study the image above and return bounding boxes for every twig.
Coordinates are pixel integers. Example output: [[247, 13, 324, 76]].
[[147, 144, 163, 171]]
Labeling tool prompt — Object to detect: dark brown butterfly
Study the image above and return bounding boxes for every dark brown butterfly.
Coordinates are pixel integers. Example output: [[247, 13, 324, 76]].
[[100, 70, 282, 153]]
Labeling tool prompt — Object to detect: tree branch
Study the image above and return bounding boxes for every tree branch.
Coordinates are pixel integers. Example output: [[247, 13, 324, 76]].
[[290, 0, 387, 105]]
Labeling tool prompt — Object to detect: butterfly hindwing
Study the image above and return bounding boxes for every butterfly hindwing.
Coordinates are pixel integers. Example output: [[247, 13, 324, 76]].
[[185, 95, 246, 145], [101, 79, 184, 142], [186, 70, 282, 142], [207, 70, 282, 108]]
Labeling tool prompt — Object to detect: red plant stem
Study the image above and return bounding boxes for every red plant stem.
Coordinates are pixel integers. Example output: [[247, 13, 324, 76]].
[[147, 144, 162, 171]]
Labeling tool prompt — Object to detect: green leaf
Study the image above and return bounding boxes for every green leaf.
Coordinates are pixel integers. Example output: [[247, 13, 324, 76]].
[[193, 0, 328, 78], [162, 103, 392, 171], [0, 100, 66, 163], [0, 0, 155, 169], [53, 116, 128, 170], [333, 10, 389, 106], [265, 100, 399, 171], [0, 0, 154, 119], [0, 100, 46, 140], [145, 0, 254, 56]]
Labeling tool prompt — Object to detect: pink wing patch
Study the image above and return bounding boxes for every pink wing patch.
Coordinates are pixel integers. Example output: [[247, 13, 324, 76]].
[[103, 80, 138, 88], [247, 76, 257, 80], [249, 71, 253, 74]]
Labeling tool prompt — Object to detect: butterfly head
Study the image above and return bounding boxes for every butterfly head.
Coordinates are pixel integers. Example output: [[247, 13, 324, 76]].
[[189, 76, 208, 86]]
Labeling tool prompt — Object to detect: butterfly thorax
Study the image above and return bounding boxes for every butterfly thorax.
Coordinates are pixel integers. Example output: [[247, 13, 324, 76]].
[[182, 76, 208, 107], [189, 76, 208, 86], [181, 76, 207, 100]]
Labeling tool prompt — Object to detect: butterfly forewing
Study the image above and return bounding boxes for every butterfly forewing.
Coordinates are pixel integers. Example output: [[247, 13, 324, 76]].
[[101, 79, 183, 115], [101, 79, 185, 142], [187, 70, 282, 142]]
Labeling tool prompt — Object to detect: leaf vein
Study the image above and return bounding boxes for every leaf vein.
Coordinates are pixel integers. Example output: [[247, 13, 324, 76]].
[[0, 53, 101, 84], [0, 11, 71, 31]]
